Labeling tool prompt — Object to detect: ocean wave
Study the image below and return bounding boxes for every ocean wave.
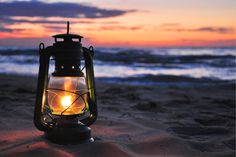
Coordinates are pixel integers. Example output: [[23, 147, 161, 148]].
[[0, 47, 235, 83], [97, 74, 234, 86], [95, 49, 235, 68], [0, 49, 37, 56]]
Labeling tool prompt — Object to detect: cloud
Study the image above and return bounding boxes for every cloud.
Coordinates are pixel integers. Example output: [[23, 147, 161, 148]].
[[179, 38, 236, 47], [99, 26, 142, 31], [0, 1, 132, 18], [0, 17, 66, 24], [0, 26, 12, 32], [0, 1, 135, 25], [0, 17, 96, 25], [194, 27, 234, 34], [0, 1, 136, 34], [160, 23, 180, 27], [163, 26, 234, 34]]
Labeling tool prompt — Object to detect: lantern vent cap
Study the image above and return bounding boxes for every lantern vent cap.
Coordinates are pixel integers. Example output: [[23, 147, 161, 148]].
[[52, 21, 83, 42]]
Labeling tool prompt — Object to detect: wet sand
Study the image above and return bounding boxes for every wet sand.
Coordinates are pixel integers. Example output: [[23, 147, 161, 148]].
[[0, 74, 235, 157]]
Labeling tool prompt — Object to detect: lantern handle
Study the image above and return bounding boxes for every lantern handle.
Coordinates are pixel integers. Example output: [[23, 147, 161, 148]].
[[34, 46, 52, 131], [80, 47, 97, 126], [39, 42, 45, 51], [89, 46, 94, 56]]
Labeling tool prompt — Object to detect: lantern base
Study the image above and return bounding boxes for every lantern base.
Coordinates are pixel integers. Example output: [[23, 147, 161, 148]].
[[45, 125, 93, 144]]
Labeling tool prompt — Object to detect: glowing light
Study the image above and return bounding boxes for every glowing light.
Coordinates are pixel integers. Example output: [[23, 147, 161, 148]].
[[48, 76, 88, 115], [61, 95, 72, 109]]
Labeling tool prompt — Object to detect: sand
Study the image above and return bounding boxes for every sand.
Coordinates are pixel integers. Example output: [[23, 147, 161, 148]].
[[0, 74, 235, 157]]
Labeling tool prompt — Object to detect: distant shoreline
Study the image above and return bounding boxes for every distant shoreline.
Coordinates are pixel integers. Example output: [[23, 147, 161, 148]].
[[0, 46, 235, 51]]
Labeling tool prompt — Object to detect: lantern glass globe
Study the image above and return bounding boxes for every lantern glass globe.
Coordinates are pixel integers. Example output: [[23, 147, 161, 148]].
[[47, 76, 89, 115]]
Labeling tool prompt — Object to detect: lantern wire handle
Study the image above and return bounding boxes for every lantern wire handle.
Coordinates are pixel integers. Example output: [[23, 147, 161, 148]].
[[67, 21, 69, 35], [39, 42, 45, 50]]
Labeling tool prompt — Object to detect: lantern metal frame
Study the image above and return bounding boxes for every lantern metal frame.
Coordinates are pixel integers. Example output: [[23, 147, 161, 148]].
[[33, 22, 97, 142]]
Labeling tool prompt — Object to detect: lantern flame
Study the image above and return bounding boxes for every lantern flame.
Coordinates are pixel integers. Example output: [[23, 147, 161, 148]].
[[61, 95, 72, 109], [48, 76, 88, 115]]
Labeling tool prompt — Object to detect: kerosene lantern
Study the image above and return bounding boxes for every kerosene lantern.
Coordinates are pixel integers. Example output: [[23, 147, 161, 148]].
[[34, 22, 97, 143]]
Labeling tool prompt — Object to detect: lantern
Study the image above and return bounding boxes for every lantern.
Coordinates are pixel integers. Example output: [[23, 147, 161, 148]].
[[34, 22, 97, 143]]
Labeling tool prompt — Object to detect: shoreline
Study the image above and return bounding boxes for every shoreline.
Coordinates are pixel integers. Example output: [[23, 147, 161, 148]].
[[0, 74, 235, 157]]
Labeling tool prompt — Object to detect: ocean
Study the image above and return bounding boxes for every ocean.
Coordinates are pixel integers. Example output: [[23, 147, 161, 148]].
[[0, 47, 235, 85]]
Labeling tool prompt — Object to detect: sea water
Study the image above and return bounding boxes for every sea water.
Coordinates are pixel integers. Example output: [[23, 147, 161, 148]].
[[0, 47, 235, 85]]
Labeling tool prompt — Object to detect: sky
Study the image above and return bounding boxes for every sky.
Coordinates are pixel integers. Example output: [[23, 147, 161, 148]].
[[0, 0, 235, 48]]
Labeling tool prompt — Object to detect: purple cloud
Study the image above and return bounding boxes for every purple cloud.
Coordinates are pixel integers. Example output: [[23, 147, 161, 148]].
[[0, 1, 132, 18], [0, 25, 12, 32], [0, 1, 135, 26], [160, 23, 180, 27], [99, 26, 142, 31], [195, 27, 233, 34], [164, 26, 234, 34]]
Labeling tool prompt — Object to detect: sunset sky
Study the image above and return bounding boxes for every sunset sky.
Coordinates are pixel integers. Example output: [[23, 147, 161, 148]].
[[0, 0, 235, 48]]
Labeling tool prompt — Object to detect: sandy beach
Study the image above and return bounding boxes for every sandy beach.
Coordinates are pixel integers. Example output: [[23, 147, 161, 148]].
[[0, 74, 235, 157]]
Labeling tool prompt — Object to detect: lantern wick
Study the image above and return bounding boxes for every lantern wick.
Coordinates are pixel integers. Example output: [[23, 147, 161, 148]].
[[67, 21, 70, 35]]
